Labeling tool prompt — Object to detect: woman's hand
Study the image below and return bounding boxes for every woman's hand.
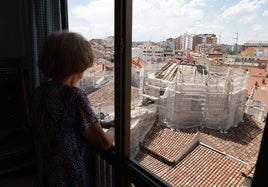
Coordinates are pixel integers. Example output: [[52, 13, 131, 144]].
[[101, 120, 115, 129]]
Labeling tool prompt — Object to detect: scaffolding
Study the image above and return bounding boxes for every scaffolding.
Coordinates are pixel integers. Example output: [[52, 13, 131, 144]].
[[142, 62, 250, 131]]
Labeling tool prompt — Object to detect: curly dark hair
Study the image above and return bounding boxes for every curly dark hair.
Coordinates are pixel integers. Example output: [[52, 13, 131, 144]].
[[38, 30, 94, 80]]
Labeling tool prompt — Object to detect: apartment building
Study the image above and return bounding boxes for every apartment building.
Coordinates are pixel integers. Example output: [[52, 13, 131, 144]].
[[241, 42, 268, 56], [137, 41, 164, 58]]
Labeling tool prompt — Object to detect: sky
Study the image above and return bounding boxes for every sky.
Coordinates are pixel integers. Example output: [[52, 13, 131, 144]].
[[68, 0, 268, 45]]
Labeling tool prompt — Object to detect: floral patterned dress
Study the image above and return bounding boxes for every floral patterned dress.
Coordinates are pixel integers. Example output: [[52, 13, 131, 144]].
[[30, 82, 99, 187]]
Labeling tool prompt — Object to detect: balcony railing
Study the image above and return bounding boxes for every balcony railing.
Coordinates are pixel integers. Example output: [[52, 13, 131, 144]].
[[95, 148, 115, 187]]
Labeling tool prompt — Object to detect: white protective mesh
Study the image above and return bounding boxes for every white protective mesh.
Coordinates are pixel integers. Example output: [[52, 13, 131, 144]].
[[143, 62, 250, 131]]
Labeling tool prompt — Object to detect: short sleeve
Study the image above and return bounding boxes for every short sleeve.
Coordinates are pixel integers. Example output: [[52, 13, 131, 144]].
[[70, 87, 99, 132]]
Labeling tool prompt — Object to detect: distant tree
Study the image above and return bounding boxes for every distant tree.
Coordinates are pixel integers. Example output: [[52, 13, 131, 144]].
[[225, 48, 234, 55]]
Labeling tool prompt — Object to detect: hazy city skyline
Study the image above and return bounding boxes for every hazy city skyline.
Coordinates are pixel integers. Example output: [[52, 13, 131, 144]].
[[68, 0, 268, 45]]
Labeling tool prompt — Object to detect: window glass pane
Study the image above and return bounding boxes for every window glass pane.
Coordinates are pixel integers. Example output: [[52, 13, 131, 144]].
[[68, 0, 115, 121], [130, 0, 267, 186]]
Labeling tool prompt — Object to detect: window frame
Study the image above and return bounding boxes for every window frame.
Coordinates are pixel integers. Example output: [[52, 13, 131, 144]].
[[112, 0, 268, 186], [113, 0, 168, 186], [62, 0, 268, 186]]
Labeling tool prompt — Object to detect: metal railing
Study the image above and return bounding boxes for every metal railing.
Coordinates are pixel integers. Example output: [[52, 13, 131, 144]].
[[95, 149, 115, 187]]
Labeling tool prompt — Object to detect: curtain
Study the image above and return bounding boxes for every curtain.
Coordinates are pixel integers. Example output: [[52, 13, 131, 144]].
[[30, 0, 62, 88]]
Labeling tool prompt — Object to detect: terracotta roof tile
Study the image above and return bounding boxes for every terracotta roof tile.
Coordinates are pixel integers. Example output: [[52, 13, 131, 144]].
[[136, 144, 246, 186], [135, 114, 263, 186], [142, 125, 197, 163], [87, 81, 140, 113], [132, 57, 145, 68], [199, 116, 263, 162], [135, 149, 171, 177]]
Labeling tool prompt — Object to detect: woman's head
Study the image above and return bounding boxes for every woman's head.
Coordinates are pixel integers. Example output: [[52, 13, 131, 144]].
[[38, 30, 94, 81]]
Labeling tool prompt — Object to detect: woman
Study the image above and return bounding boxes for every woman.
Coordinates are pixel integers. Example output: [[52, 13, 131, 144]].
[[30, 30, 115, 186]]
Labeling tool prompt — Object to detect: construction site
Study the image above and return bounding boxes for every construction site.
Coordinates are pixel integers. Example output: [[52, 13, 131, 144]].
[[80, 41, 264, 186], [141, 60, 250, 131], [82, 57, 251, 132]]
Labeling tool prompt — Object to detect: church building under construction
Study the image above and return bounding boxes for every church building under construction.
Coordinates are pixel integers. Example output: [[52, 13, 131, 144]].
[[141, 61, 250, 131]]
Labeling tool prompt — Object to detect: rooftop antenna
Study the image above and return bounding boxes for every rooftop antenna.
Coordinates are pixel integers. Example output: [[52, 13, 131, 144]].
[[218, 32, 221, 45], [233, 32, 238, 54]]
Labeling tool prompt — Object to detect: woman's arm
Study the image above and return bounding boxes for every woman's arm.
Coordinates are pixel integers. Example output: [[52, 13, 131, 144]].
[[82, 121, 114, 152], [72, 88, 115, 152]]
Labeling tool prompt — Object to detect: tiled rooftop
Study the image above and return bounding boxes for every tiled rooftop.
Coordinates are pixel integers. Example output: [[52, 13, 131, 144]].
[[142, 126, 197, 163], [136, 144, 247, 186], [199, 115, 263, 163], [132, 57, 145, 68], [135, 114, 263, 186], [162, 144, 246, 187], [87, 81, 140, 114]]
